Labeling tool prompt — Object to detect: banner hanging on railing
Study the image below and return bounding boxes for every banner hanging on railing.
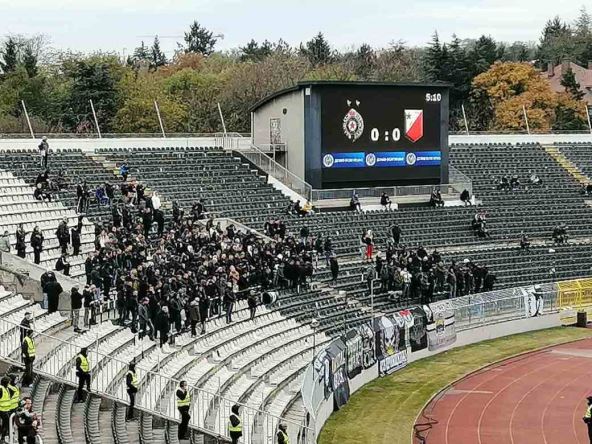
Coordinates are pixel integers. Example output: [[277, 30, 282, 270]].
[[374, 315, 408, 376], [424, 305, 457, 351]]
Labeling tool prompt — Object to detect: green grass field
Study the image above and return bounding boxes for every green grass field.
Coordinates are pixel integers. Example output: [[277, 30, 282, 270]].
[[318, 326, 592, 444]]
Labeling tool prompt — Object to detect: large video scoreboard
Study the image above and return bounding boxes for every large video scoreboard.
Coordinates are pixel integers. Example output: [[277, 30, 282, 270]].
[[317, 83, 449, 188]]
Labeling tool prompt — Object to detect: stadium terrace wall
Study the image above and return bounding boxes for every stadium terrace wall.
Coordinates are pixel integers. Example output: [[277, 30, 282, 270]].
[[304, 286, 565, 441]]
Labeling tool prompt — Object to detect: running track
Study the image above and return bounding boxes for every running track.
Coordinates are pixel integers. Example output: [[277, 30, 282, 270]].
[[414, 338, 592, 444]]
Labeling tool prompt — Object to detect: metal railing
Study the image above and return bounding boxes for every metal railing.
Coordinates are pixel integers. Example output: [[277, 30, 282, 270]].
[[0, 317, 314, 444], [428, 282, 558, 331], [310, 181, 472, 202], [0, 132, 251, 139], [236, 144, 313, 201]]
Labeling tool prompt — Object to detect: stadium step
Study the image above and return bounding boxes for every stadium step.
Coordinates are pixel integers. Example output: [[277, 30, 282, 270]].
[[544, 145, 590, 185]]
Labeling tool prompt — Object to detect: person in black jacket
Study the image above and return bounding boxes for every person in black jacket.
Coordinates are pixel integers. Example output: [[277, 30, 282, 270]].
[[223, 283, 235, 324], [155, 306, 170, 348], [46, 279, 63, 313], [56, 219, 70, 254], [30, 226, 44, 265], [16, 224, 26, 258], [142, 208, 153, 238], [55, 253, 70, 276], [329, 254, 339, 283], [247, 291, 257, 321], [198, 296, 210, 334], [70, 286, 83, 332], [71, 227, 81, 256]]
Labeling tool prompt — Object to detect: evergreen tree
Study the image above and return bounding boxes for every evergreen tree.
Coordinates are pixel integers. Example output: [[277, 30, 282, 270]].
[[300, 32, 333, 66], [181, 21, 217, 55], [0, 37, 19, 75], [22, 44, 38, 77], [560, 67, 584, 100], [133, 41, 150, 61], [150, 36, 167, 69], [537, 16, 574, 65], [353, 43, 375, 79], [239, 39, 273, 62], [424, 32, 445, 81], [470, 35, 498, 75]]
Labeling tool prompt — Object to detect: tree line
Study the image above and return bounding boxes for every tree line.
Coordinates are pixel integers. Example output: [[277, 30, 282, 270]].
[[1, 9, 591, 135]]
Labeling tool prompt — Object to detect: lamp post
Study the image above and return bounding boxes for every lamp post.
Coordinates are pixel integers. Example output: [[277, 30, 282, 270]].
[[310, 318, 319, 359]]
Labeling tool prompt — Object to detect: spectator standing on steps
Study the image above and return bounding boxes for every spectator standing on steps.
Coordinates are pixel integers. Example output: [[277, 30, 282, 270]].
[[46, 278, 63, 313], [176, 380, 191, 440], [16, 224, 26, 259], [38, 136, 49, 168], [56, 218, 70, 254], [70, 286, 83, 332], [71, 226, 81, 256], [126, 362, 138, 421], [75, 347, 91, 402], [30, 226, 44, 265], [330, 254, 339, 283]]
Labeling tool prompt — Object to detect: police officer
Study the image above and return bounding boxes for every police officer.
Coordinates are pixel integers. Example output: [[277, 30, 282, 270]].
[[176, 380, 191, 440], [75, 347, 91, 402], [228, 404, 242, 444], [21, 329, 35, 387], [0, 376, 14, 441], [583, 395, 592, 443], [277, 422, 290, 444], [8, 374, 20, 413], [126, 362, 138, 421]]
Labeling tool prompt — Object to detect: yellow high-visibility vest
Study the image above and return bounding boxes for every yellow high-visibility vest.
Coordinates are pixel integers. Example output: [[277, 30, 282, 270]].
[[127, 371, 138, 388], [228, 414, 242, 433], [23, 336, 35, 358], [176, 388, 191, 408], [8, 384, 19, 411], [585, 405, 592, 419], [0, 387, 12, 412], [77, 354, 89, 373], [279, 430, 290, 444]]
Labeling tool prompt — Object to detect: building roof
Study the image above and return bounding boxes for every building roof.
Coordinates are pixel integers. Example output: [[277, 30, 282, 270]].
[[249, 80, 451, 113], [543, 61, 592, 104]]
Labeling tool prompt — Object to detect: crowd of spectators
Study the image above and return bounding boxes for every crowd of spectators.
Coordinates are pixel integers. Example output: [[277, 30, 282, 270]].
[[366, 241, 496, 304]]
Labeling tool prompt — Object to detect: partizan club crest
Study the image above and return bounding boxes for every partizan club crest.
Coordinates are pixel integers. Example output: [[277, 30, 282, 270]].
[[342, 100, 364, 142]]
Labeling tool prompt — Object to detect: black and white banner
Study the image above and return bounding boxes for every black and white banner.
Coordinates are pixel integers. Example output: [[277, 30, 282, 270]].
[[374, 315, 408, 376], [327, 339, 351, 410], [424, 305, 457, 351]]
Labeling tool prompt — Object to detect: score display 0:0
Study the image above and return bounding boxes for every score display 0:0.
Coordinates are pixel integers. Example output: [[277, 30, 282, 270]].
[[370, 128, 401, 142]]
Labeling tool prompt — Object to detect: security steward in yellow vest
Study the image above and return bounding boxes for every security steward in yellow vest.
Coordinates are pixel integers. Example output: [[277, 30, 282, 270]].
[[0, 376, 15, 441], [21, 330, 36, 387], [228, 404, 242, 444], [126, 363, 138, 421], [8, 374, 20, 413], [583, 395, 592, 443], [277, 422, 290, 444], [75, 347, 91, 403], [176, 380, 191, 440]]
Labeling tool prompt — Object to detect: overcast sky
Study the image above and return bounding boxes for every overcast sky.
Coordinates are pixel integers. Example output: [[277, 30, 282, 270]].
[[0, 0, 585, 57]]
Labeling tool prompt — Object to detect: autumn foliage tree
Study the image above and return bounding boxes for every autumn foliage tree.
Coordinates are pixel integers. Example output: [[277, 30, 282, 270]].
[[470, 61, 586, 131]]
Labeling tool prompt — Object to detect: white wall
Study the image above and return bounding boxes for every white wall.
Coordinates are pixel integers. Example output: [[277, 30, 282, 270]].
[[251, 91, 306, 178], [0, 137, 224, 152], [450, 133, 592, 145]]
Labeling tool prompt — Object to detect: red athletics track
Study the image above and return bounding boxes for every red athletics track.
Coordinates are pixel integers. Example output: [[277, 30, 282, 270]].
[[414, 338, 592, 444]]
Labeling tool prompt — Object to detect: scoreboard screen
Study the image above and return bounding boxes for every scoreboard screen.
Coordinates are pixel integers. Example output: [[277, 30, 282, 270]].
[[319, 85, 448, 187]]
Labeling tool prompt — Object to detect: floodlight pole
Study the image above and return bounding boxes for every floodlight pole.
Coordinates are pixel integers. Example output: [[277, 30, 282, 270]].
[[154, 100, 166, 138], [21, 101, 35, 139], [522, 105, 530, 135], [217, 102, 227, 137], [89, 99, 102, 138], [461, 104, 469, 135]]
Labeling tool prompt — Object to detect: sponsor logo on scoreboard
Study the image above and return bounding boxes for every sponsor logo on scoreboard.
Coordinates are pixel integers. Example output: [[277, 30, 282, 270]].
[[404, 109, 424, 143], [322, 151, 441, 168]]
